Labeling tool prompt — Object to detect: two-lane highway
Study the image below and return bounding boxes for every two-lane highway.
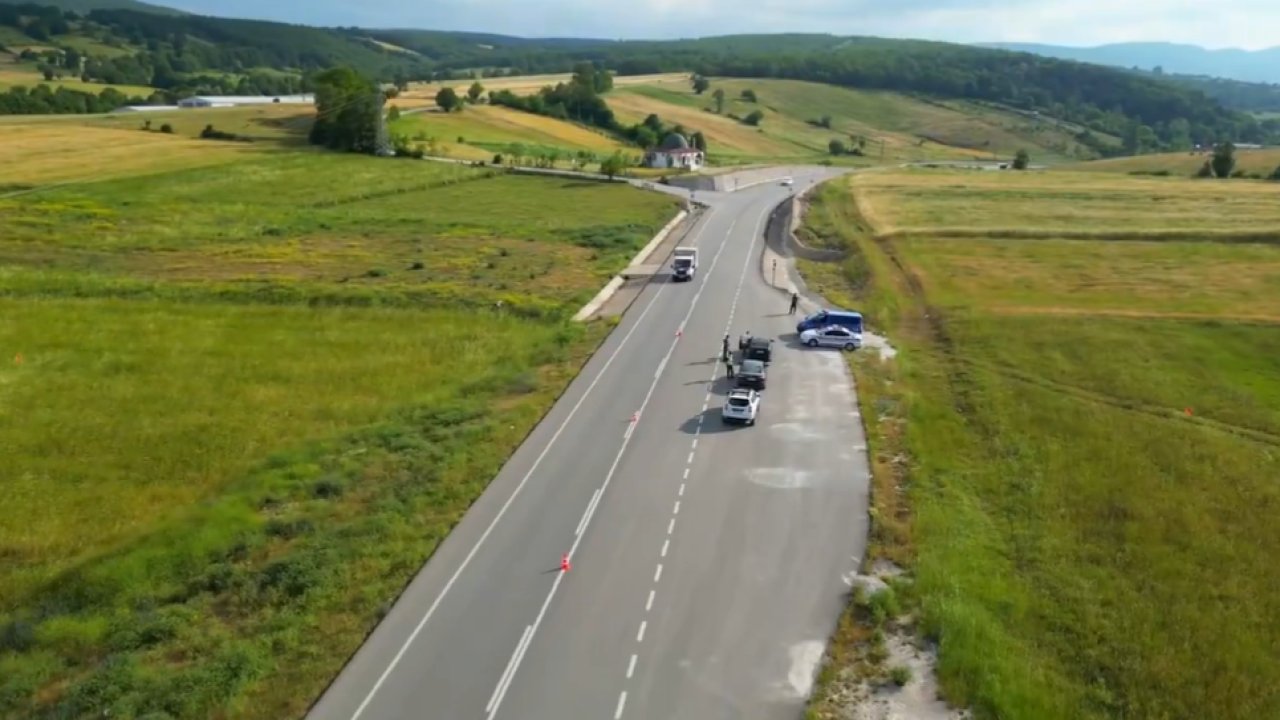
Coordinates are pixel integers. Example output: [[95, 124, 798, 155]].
[[307, 167, 869, 720]]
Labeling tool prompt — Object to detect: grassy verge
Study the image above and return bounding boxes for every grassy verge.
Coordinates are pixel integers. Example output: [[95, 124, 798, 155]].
[[800, 169, 1280, 720], [0, 129, 678, 717]]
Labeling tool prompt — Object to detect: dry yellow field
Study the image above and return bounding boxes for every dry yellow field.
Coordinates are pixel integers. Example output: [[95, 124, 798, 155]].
[[403, 72, 687, 101], [0, 122, 260, 185], [1064, 148, 1280, 176], [851, 168, 1280, 236], [606, 90, 803, 158]]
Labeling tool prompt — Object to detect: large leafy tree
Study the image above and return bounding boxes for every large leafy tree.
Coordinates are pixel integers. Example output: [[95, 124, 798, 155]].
[[309, 67, 382, 154]]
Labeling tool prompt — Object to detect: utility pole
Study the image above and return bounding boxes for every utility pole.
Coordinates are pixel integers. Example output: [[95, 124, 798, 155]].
[[374, 87, 392, 157]]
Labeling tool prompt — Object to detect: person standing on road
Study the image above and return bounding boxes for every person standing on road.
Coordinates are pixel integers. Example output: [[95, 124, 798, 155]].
[[722, 333, 731, 362], [788, 292, 799, 315]]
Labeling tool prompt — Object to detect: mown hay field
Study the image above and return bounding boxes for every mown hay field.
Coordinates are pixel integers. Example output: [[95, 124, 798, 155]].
[[799, 169, 1280, 720], [0, 125, 678, 719]]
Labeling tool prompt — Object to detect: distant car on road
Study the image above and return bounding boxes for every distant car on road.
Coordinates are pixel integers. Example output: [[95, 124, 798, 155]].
[[800, 325, 862, 350], [722, 388, 761, 426], [780, 177, 794, 187]]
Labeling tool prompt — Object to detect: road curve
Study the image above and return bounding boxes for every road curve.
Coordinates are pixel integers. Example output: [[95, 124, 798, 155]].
[[306, 166, 869, 720]]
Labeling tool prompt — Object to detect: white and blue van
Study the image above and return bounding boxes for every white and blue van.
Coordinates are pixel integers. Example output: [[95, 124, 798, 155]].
[[796, 309, 864, 335]]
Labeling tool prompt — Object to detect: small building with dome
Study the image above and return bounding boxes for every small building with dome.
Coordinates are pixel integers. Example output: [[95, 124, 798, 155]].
[[643, 132, 705, 171]]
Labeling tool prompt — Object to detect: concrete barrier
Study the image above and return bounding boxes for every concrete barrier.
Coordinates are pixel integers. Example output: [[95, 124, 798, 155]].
[[572, 209, 689, 322]]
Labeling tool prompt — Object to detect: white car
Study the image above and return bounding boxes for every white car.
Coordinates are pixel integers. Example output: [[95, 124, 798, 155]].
[[800, 325, 862, 350], [722, 388, 761, 426], [780, 177, 794, 187]]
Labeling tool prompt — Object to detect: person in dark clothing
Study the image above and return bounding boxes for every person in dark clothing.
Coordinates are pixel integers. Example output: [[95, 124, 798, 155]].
[[725, 356, 735, 378], [722, 333, 731, 362], [788, 292, 799, 315]]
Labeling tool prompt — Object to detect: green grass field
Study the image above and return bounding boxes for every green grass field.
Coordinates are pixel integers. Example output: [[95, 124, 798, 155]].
[[1063, 148, 1280, 178], [799, 170, 1280, 720], [0, 126, 678, 718]]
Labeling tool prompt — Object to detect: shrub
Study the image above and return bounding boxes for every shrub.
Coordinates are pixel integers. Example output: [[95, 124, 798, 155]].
[[1013, 149, 1030, 170], [364, 268, 387, 279], [312, 477, 345, 498], [159, 123, 174, 134], [863, 587, 902, 626], [493, 153, 503, 165], [742, 110, 764, 126], [1270, 165, 1280, 181], [889, 665, 912, 686], [1195, 160, 1214, 178], [0, 619, 36, 653]]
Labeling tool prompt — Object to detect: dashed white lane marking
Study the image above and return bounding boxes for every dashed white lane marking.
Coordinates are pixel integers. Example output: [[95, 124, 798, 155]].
[[611, 196, 778, 720]]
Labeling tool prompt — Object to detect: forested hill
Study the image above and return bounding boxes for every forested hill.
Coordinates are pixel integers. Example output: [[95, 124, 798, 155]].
[[2, 3, 1273, 148], [372, 32, 1274, 148]]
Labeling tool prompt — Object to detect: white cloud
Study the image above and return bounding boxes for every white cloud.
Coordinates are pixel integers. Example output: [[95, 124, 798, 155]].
[[160, 0, 1280, 49]]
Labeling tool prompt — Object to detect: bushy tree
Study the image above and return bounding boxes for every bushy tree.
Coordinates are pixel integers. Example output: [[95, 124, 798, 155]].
[[1013, 149, 1030, 170], [467, 81, 484, 103], [828, 139, 846, 155], [712, 88, 725, 114], [1270, 165, 1280, 181], [435, 86, 460, 112], [1195, 159, 1214, 178], [310, 66, 383, 154], [387, 105, 401, 122], [690, 131, 707, 152], [740, 89, 757, 102], [691, 74, 710, 94], [1211, 141, 1236, 178], [600, 151, 627, 179], [743, 109, 764, 126]]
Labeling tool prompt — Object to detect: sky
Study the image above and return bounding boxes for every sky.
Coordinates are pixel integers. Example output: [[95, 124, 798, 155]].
[[156, 0, 1280, 51]]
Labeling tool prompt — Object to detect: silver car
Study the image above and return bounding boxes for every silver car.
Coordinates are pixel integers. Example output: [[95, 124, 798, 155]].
[[799, 324, 862, 350]]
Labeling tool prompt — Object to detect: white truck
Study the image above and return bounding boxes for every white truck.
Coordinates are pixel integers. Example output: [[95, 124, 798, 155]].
[[671, 247, 698, 282]]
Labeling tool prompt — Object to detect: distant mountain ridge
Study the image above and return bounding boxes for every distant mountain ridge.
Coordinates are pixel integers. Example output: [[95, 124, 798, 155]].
[[981, 42, 1280, 84], [9, 0, 187, 15]]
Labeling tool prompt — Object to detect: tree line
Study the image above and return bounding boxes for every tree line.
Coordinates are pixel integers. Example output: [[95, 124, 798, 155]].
[[0, 83, 146, 114]]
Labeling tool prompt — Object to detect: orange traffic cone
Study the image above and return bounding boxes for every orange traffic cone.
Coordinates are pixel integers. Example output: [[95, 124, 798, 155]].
[[560, 554, 572, 572]]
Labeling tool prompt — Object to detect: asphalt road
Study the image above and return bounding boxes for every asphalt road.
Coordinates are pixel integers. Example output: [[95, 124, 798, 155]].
[[307, 167, 870, 720]]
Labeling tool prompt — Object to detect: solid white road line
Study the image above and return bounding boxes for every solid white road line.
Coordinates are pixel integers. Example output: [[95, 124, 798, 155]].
[[627, 653, 638, 679], [484, 202, 744, 720], [574, 488, 602, 537], [615, 691, 628, 720], [485, 625, 533, 714]]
